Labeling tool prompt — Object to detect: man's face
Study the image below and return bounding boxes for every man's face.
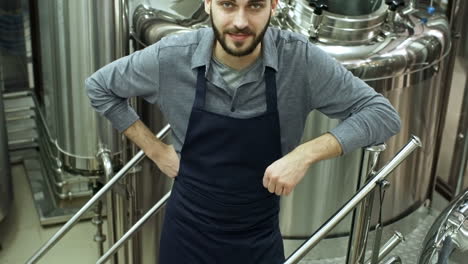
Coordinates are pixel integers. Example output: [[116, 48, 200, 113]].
[[206, 0, 277, 57]]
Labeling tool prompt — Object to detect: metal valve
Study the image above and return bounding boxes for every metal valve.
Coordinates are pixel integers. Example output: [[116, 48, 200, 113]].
[[385, 0, 405, 12], [307, 0, 329, 15], [384, 0, 407, 33], [307, 0, 328, 40]]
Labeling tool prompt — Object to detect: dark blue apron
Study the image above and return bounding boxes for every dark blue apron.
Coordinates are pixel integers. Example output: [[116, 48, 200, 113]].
[[159, 66, 285, 264]]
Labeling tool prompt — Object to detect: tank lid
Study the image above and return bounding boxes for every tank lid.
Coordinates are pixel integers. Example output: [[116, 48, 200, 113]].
[[283, 0, 388, 45]]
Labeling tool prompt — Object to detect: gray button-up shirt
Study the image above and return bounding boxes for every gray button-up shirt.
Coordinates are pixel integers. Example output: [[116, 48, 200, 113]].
[[86, 27, 401, 155]]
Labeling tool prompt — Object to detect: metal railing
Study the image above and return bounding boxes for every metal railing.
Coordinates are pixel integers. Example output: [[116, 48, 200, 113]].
[[284, 135, 422, 264], [99, 136, 420, 264], [28, 130, 421, 264], [347, 144, 387, 264], [26, 125, 171, 264], [96, 191, 171, 264]]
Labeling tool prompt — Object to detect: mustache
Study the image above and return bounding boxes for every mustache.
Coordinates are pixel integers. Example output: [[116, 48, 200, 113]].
[[224, 27, 255, 35]]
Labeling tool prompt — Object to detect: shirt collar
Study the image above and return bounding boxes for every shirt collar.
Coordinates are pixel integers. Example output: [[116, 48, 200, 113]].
[[262, 27, 279, 72], [190, 27, 279, 73], [191, 28, 214, 74]]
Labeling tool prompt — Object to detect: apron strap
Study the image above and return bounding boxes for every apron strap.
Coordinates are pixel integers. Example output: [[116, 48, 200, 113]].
[[264, 67, 278, 113], [194, 65, 278, 113], [194, 66, 207, 109]]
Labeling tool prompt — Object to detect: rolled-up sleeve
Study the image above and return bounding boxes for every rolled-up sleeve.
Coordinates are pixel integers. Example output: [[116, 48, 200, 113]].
[[306, 43, 401, 154], [85, 43, 160, 132]]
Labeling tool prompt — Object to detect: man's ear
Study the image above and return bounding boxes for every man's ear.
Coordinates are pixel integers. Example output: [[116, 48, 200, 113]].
[[271, 0, 279, 15], [204, 0, 211, 15]]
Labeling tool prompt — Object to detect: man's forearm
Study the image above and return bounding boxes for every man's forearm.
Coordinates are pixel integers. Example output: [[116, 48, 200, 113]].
[[262, 132, 343, 196], [295, 133, 343, 166], [123, 120, 180, 177], [123, 119, 168, 157]]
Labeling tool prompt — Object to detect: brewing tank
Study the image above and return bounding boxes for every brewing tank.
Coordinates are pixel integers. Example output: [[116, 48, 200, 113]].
[[418, 188, 468, 264], [35, 0, 125, 199], [275, 0, 450, 238]]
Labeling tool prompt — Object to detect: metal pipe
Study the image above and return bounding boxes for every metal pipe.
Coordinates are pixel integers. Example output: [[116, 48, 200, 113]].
[[96, 191, 171, 264], [92, 199, 106, 257], [51, 188, 94, 200], [26, 124, 171, 264], [100, 145, 125, 264], [284, 135, 422, 264], [451, 69, 468, 196], [31, 92, 54, 143], [124, 96, 140, 264], [364, 232, 405, 264], [347, 144, 386, 264], [99, 150, 114, 260], [114, 0, 129, 58], [382, 256, 402, 264]]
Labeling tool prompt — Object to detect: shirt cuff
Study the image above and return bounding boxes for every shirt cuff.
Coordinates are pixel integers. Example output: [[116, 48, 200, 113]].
[[103, 101, 140, 133], [329, 122, 366, 155]]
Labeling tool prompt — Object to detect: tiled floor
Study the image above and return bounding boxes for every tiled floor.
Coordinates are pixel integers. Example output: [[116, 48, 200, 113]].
[[0, 165, 104, 264]]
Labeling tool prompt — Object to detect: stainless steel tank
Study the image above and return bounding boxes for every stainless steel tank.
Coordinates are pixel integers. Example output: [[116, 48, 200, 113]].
[[0, 71, 12, 223], [34, 0, 131, 259], [275, 0, 450, 237], [36, 0, 124, 199], [131, 0, 450, 262], [418, 188, 468, 264]]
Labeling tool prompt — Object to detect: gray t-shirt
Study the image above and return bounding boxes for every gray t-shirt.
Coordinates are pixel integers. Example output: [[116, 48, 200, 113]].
[[211, 56, 261, 96], [85, 27, 401, 155]]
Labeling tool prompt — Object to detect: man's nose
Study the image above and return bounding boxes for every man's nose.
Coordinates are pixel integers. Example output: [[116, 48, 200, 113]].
[[232, 9, 248, 30]]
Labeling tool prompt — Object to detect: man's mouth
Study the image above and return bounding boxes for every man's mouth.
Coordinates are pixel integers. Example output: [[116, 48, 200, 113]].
[[227, 33, 252, 41]]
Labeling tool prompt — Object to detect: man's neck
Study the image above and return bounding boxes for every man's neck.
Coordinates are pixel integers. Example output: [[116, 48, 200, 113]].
[[213, 42, 262, 71]]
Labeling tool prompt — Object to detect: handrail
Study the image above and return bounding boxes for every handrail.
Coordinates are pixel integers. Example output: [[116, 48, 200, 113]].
[[97, 191, 171, 264], [364, 232, 404, 264], [96, 135, 421, 264], [382, 256, 402, 264], [26, 124, 171, 264], [27, 129, 420, 264], [284, 135, 422, 264], [346, 144, 387, 264]]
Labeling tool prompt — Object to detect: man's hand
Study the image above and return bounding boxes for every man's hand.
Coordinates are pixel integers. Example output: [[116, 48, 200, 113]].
[[146, 144, 180, 178], [262, 149, 309, 196], [262, 133, 343, 196], [123, 120, 180, 178]]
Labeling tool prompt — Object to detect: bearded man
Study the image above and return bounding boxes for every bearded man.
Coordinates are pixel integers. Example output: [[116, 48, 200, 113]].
[[86, 1, 401, 263]]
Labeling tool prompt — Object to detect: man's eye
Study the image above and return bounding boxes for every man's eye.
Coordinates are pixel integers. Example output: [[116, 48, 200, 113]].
[[222, 2, 233, 8], [250, 4, 263, 9]]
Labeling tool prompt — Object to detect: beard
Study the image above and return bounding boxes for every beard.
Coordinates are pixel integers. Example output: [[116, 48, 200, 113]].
[[211, 12, 271, 57]]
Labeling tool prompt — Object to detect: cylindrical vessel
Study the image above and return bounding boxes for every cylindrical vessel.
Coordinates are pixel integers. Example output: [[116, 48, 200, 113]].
[[277, 0, 450, 239], [418, 188, 468, 264], [0, 74, 12, 223], [38, 0, 123, 159], [35, 0, 124, 197]]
